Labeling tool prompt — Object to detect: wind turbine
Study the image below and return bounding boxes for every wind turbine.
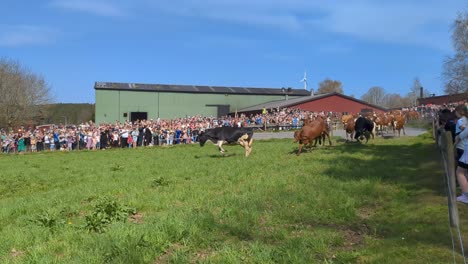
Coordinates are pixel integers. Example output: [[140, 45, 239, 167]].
[[300, 71, 308, 90]]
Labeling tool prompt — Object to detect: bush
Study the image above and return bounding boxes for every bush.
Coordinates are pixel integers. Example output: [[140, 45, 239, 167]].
[[85, 197, 136, 233]]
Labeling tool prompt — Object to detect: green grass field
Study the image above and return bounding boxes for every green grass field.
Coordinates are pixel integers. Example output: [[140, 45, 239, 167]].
[[1, 133, 467, 263]]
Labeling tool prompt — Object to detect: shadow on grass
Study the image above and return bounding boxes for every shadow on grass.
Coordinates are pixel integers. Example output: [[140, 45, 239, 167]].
[[207, 153, 239, 158], [322, 142, 444, 193]]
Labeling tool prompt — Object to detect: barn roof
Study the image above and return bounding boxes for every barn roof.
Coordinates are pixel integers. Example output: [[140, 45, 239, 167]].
[[94, 82, 310, 96], [417, 93, 468, 105], [237, 92, 388, 112]]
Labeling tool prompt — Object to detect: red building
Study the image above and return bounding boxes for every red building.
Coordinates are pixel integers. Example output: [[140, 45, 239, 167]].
[[237, 92, 387, 115], [418, 93, 467, 106]]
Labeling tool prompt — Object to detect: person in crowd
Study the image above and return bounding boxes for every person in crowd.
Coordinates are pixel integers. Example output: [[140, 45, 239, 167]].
[[100, 128, 108, 149], [455, 121, 468, 204], [30, 135, 37, 152], [455, 104, 468, 161], [49, 133, 55, 151], [17, 132, 26, 154], [144, 125, 152, 146], [36, 131, 44, 152]]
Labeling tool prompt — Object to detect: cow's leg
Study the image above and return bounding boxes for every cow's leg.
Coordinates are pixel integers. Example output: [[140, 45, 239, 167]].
[[245, 144, 252, 157], [324, 131, 332, 146], [238, 138, 251, 157], [297, 143, 303, 155], [217, 141, 226, 154], [246, 138, 253, 157], [402, 126, 406, 136]]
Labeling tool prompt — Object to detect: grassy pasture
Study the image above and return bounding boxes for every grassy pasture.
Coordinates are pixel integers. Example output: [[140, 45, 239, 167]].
[[0, 133, 467, 263]]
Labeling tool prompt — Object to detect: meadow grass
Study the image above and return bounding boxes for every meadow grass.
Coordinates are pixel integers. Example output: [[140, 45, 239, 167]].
[[0, 133, 467, 263]]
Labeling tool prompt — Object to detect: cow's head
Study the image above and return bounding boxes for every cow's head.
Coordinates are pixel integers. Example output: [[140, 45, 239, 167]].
[[293, 130, 300, 142], [198, 131, 207, 147], [355, 130, 370, 142]]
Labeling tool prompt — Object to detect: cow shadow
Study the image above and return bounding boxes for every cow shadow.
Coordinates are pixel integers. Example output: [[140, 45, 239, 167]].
[[207, 153, 238, 158]]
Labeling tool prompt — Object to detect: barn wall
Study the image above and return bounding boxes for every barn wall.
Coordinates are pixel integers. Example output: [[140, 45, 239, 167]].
[[293, 95, 385, 114], [95, 89, 301, 124]]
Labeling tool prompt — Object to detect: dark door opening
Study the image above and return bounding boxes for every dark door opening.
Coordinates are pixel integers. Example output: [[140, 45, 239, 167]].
[[217, 105, 230, 117], [205, 104, 231, 118], [130, 112, 148, 122]]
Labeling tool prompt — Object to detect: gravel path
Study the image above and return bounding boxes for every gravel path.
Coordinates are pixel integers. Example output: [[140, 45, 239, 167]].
[[253, 127, 428, 140]]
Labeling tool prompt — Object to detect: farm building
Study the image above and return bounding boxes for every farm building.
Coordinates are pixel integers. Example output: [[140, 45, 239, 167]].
[[236, 92, 387, 115], [94, 82, 309, 124], [417, 93, 467, 106]]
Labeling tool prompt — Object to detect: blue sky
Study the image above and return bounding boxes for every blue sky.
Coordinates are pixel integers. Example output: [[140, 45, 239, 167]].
[[1, 0, 466, 103]]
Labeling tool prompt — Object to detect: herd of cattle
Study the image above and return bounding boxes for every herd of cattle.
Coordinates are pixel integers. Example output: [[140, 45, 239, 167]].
[[199, 110, 422, 157]]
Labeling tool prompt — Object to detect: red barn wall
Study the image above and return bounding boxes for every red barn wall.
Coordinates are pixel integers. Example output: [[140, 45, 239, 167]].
[[293, 95, 385, 114]]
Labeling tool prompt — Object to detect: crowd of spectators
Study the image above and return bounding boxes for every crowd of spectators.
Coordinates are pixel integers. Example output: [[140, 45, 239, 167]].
[[0, 103, 464, 154], [0, 107, 321, 154]]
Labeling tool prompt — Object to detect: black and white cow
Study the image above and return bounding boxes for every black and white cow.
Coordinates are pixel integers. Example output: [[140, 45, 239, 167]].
[[354, 116, 375, 143], [198, 127, 254, 157]]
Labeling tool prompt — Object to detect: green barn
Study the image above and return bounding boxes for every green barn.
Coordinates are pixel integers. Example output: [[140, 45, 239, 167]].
[[95, 82, 309, 124]]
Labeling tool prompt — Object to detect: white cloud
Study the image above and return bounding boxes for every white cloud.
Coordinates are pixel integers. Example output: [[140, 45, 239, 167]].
[[0, 25, 59, 47], [148, 0, 464, 51], [50, 0, 126, 17]]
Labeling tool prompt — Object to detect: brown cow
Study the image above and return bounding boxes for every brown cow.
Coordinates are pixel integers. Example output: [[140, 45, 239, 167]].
[[373, 113, 389, 136], [344, 118, 355, 141], [406, 111, 420, 121], [393, 115, 406, 136], [341, 114, 354, 126], [294, 117, 332, 155]]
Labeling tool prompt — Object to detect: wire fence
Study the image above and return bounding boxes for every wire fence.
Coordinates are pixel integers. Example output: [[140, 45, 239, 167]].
[[434, 117, 467, 263]]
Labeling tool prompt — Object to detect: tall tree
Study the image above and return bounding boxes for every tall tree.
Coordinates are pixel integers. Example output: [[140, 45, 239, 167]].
[[317, 78, 344, 94], [407, 77, 423, 106], [361, 86, 385, 106], [443, 11, 468, 94], [0, 58, 52, 128], [382, 93, 411, 109]]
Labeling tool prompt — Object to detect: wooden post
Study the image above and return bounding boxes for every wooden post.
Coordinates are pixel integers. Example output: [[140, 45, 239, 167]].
[[439, 129, 459, 227]]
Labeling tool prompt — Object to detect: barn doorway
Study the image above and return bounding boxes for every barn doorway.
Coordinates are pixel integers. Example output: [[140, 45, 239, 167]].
[[206, 104, 230, 118], [130, 112, 148, 122]]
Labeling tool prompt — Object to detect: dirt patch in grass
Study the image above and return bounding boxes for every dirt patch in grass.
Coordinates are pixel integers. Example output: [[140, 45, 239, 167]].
[[10, 248, 25, 258], [357, 207, 375, 220], [285, 222, 370, 250], [193, 250, 213, 262], [154, 243, 183, 264], [334, 223, 371, 251], [129, 212, 144, 224]]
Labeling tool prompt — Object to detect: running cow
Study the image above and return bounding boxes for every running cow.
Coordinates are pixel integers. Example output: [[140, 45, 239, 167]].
[[294, 117, 332, 155], [354, 116, 375, 143], [198, 127, 254, 157]]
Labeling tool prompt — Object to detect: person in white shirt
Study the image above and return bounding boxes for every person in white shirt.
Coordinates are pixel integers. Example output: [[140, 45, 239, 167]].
[[454, 106, 468, 204]]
